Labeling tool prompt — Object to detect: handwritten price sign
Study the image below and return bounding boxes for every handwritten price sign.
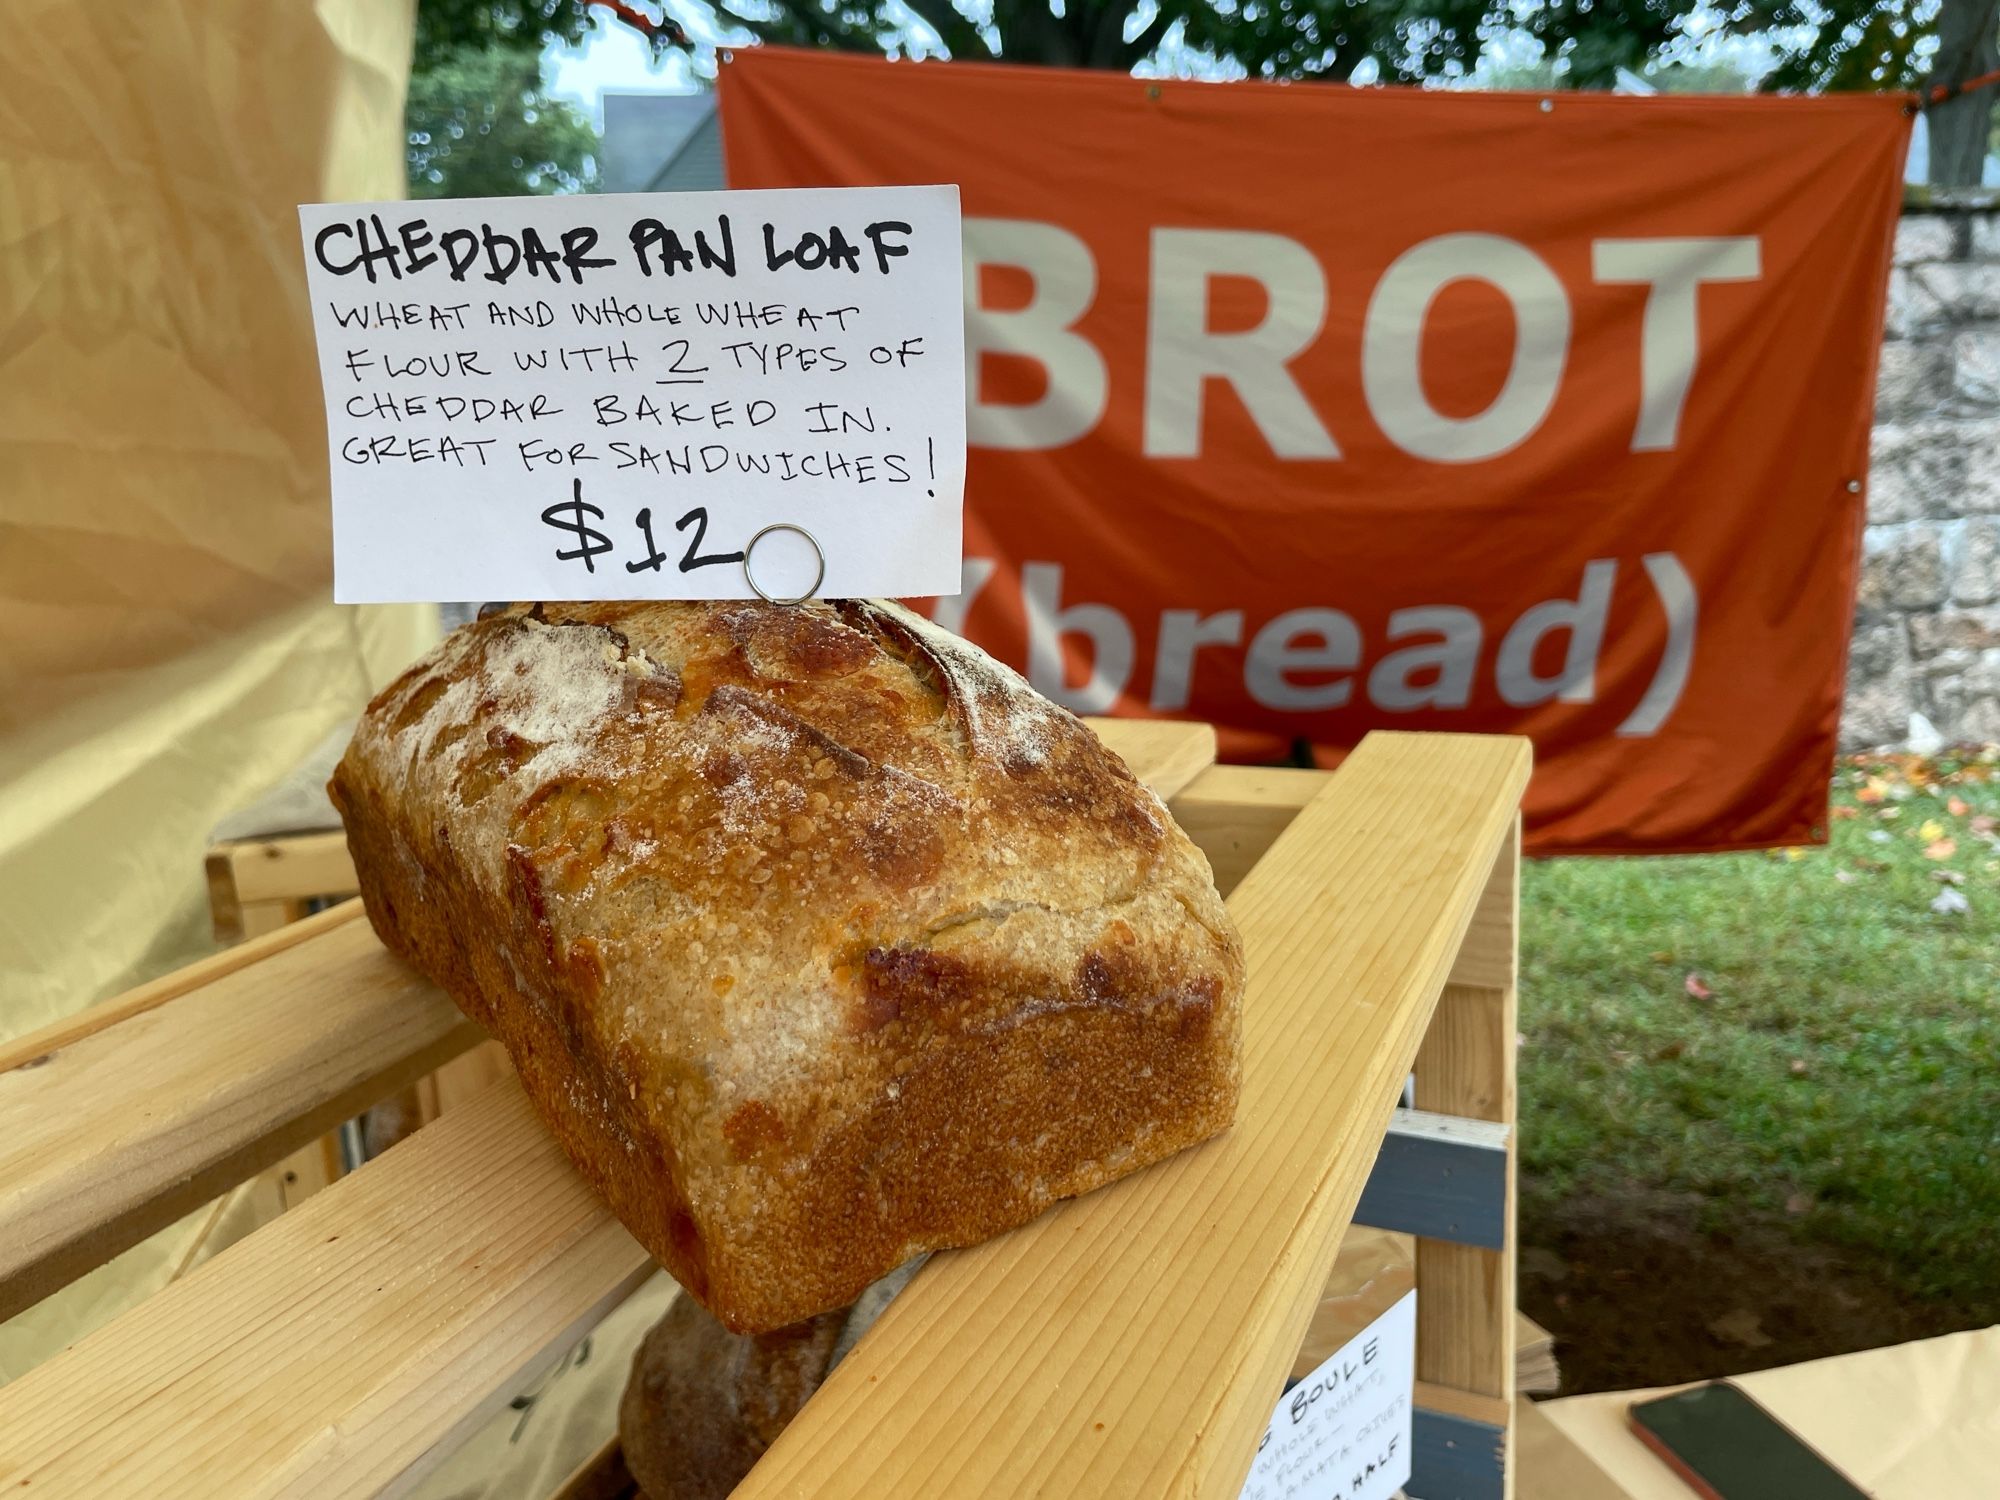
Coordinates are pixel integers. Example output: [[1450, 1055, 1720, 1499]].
[[298, 186, 964, 603], [1240, 1291, 1414, 1500]]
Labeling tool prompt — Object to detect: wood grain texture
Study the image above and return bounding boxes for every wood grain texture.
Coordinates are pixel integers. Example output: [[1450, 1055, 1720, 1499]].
[[0, 1082, 652, 1500], [1167, 764, 1323, 895], [736, 731, 1530, 1500], [1415, 822, 1521, 1485], [214, 830, 360, 905], [1449, 818, 1520, 993], [0, 713, 1220, 1492], [1084, 715, 1219, 802], [0, 915, 480, 1321], [0, 899, 362, 1073]]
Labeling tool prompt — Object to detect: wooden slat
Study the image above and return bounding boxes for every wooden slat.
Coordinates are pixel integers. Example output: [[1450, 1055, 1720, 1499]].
[[1083, 715, 1218, 801], [1414, 819, 1521, 1498], [1170, 764, 1515, 996], [1449, 819, 1519, 993], [1413, 984, 1520, 1395], [1167, 764, 1324, 896], [0, 1082, 652, 1500], [0, 916, 480, 1321], [0, 711, 1221, 1491], [737, 732, 1531, 1499], [1417, 1382, 1513, 1429], [238, 900, 299, 940], [0, 899, 363, 1073], [1412, 1406, 1508, 1500], [211, 830, 359, 905], [1354, 1108, 1511, 1249]]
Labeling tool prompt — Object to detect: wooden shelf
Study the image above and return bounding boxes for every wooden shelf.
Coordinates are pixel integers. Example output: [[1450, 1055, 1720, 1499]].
[[0, 721, 1527, 1500]]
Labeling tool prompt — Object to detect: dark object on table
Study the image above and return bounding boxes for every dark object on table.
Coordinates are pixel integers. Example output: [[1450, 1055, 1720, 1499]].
[[1629, 1382, 1869, 1500]]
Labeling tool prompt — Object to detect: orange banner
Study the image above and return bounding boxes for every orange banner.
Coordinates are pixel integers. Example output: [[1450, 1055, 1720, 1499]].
[[720, 51, 1911, 853]]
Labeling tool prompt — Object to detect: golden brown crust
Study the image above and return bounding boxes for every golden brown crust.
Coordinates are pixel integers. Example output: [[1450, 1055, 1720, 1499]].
[[331, 600, 1244, 1334], [619, 1298, 842, 1500]]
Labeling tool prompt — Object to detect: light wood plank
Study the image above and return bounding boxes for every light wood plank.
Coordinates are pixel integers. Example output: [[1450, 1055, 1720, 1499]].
[[431, 1040, 514, 1118], [0, 711, 1219, 1482], [1167, 764, 1325, 895], [0, 916, 479, 1320], [0, 900, 363, 1073], [1416, 1382, 1513, 1429], [737, 731, 1531, 1500], [214, 830, 360, 906], [1451, 818, 1520, 992], [1414, 824, 1521, 1485], [0, 1082, 652, 1500], [238, 900, 296, 940], [1171, 766, 1517, 997], [1084, 715, 1219, 801]]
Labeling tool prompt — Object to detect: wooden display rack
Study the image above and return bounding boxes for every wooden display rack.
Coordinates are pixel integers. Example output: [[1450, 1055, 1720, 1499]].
[[0, 722, 1528, 1500]]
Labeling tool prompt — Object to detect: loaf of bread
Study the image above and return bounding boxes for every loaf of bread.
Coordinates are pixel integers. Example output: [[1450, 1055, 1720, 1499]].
[[620, 1298, 843, 1500], [331, 599, 1243, 1334], [620, 1261, 922, 1500]]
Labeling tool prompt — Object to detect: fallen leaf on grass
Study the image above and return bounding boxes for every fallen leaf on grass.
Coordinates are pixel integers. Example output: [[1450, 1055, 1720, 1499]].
[[1789, 1058, 1810, 1077], [1685, 973, 1714, 1001], [1856, 780, 1886, 804], [1785, 1192, 1814, 1216], [1708, 1308, 1776, 1348], [1920, 819, 1946, 842], [1926, 838, 1958, 860], [1869, 829, 1893, 844], [1974, 815, 1997, 836], [1834, 869, 1858, 884], [1932, 886, 1972, 916], [1878, 806, 1902, 821], [1653, 1040, 1686, 1062], [1933, 868, 1966, 885], [1830, 805, 1860, 820], [1521, 1247, 1570, 1283], [1949, 796, 1971, 817], [1649, 949, 1675, 964]]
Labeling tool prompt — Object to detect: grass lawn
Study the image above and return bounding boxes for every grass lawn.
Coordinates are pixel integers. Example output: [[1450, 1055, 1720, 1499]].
[[1518, 748, 2000, 1361]]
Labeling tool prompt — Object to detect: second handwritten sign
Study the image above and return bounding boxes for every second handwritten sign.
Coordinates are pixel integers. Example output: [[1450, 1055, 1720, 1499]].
[[299, 185, 964, 603]]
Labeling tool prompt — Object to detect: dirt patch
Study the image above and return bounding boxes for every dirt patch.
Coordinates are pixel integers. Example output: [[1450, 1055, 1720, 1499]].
[[1519, 1184, 1985, 1394]]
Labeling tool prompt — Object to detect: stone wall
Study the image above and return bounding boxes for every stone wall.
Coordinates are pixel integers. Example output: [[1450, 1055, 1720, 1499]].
[[1852, 209, 2000, 748]]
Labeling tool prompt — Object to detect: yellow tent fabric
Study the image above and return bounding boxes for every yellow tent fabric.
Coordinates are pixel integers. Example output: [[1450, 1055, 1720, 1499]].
[[0, 0, 433, 1039], [0, 0, 432, 1378]]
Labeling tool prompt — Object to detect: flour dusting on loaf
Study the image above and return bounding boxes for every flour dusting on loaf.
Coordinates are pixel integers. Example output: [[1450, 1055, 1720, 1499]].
[[332, 599, 1244, 1334]]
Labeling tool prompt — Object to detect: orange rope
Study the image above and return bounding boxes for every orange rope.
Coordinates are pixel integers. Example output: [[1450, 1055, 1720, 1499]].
[[1927, 66, 2000, 106], [587, 0, 689, 48]]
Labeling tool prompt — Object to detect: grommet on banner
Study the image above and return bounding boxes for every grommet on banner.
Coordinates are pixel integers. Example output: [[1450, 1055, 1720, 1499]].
[[744, 523, 826, 606]]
